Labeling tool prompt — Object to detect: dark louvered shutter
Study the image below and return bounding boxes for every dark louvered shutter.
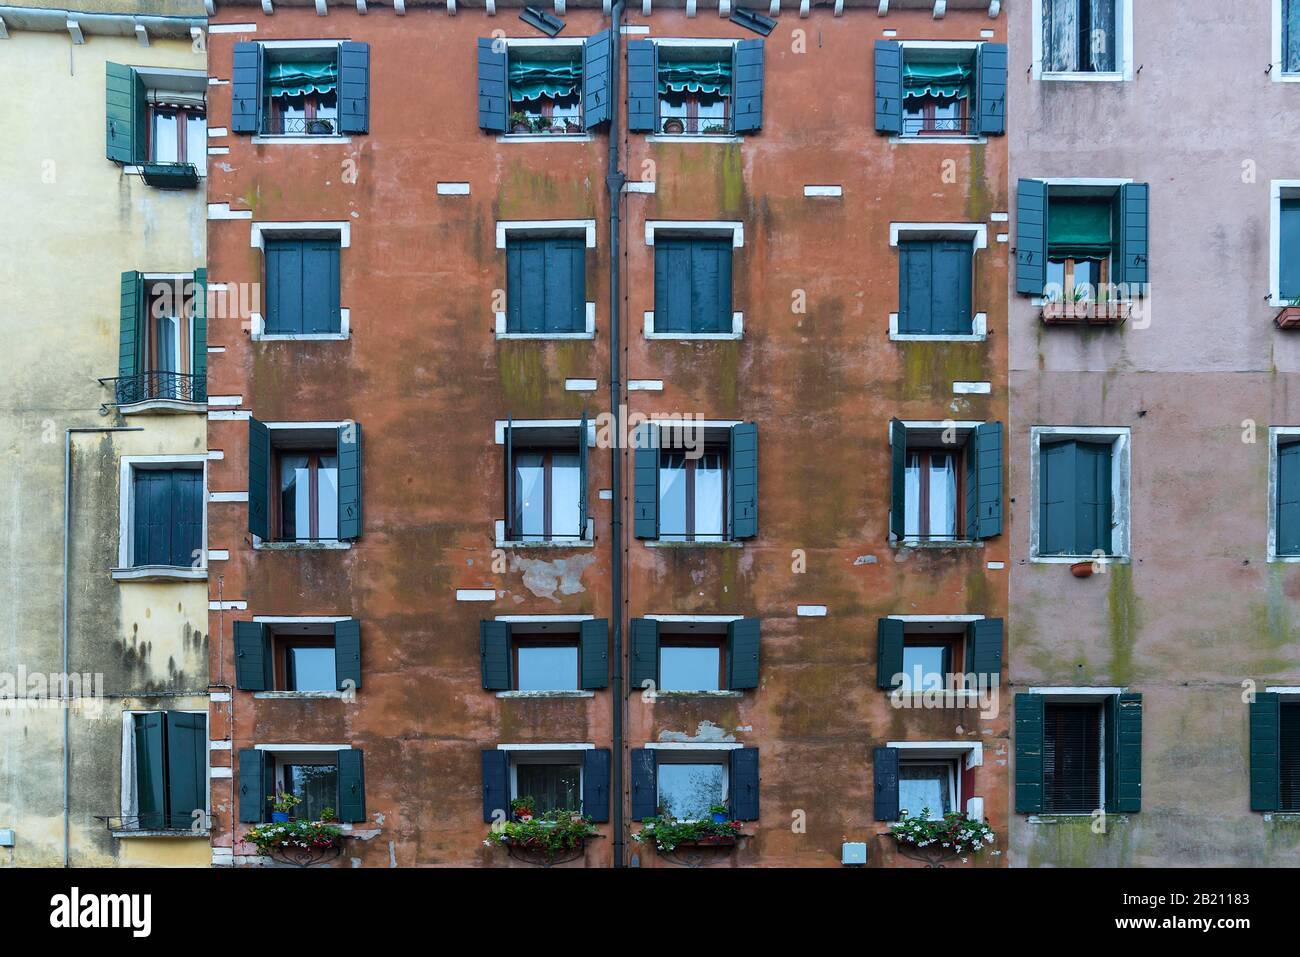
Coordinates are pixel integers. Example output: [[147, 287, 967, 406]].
[[334, 618, 362, 690], [726, 618, 760, 690], [336, 749, 366, 822], [106, 62, 143, 163], [1076, 441, 1113, 555], [233, 620, 271, 691], [173, 469, 204, 568], [580, 618, 609, 689], [1251, 692, 1281, 811], [729, 748, 760, 820], [876, 618, 904, 690], [119, 270, 143, 379], [264, 240, 302, 334], [972, 422, 1003, 539], [629, 618, 659, 693], [337, 422, 362, 540], [965, 618, 1003, 684], [583, 29, 613, 129], [578, 411, 589, 539], [632, 422, 659, 539], [732, 39, 764, 133], [626, 40, 656, 132], [1106, 693, 1142, 813], [1044, 703, 1101, 813], [872, 746, 899, 820], [873, 40, 902, 134], [630, 748, 657, 820], [481, 749, 510, 822], [1278, 444, 1300, 557], [476, 38, 508, 132], [1117, 182, 1149, 288], [303, 241, 341, 334], [730, 422, 758, 539], [164, 711, 207, 830], [190, 269, 207, 398], [237, 748, 267, 823], [134, 712, 167, 829], [132, 470, 167, 566], [583, 748, 611, 822], [230, 41, 262, 134], [1281, 702, 1300, 811], [889, 418, 907, 541], [1015, 178, 1049, 295], [1014, 693, 1044, 813], [247, 416, 271, 540], [1040, 440, 1073, 555], [975, 42, 1007, 135], [338, 41, 370, 134], [479, 620, 511, 690]]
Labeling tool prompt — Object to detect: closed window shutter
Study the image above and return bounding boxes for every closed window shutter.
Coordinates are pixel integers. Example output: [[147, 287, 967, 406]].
[[726, 618, 761, 690], [476, 37, 508, 132], [876, 618, 904, 689], [729, 747, 760, 820], [338, 41, 370, 134], [578, 411, 589, 538], [1117, 182, 1149, 288], [337, 422, 362, 540], [302, 241, 341, 334], [1105, 692, 1142, 813], [629, 748, 657, 820], [560, 239, 586, 333], [230, 42, 263, 134], [889, 418, 907, 541], [508, 239, 584, 334], [580, 618, 609, 690], [1278, 442, 1300, 556], [965, 618, 1004, 684], [898, 242, 929, 334], [132, 470, 167, 566], [1250, 692, 1281, 812], [237, 748, 267, 823], [1040, 440, 1075, 555], [479, 620, 511, 690], [173, 469, 204, 568], [632, 422, 659, 538], [1014, 693, 1045, 813], [626, 40, 657, 132], [265, 240, 304, 334], [247, 416, 271, 540], [874, 40, 902, 134], [481, 749, 510, 822], [975, 42, 1007, 135], [628, 617, 659, 693], [655, 239, 690, 332], [334, 618, 362, 690], [134, 712, 167, 829], [1076, 441, 1112, 556], [732, 39, 764, 133], [106, 62, 144, 163], [119, 270, 143, 379], [1282, 200, 1300, 299], [190, 269, 207, 398], [1043, 440, 1112, 556], [164, 711, 207, 830], [935, 241, 974, 335], [872, 746, 900, 820], [730, 422, 758, 539], [972, 422, 1003, 539], [582, 29, 613, 129], [582, 748, 611, 822], [1015, 178, 1049, 295], [700, 238, 733, 333], [233, 620, 271, 691], [335, 749, 366, 822]]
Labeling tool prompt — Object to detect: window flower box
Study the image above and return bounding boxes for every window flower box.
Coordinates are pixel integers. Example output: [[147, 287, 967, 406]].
[[140, 162, 199, 190], [485, 811, 599, 866], [1041, 298, 1130, 325], [1276, 306, 1300, 329], [886, 810, 995, 868], [631, 815, 745, 853]]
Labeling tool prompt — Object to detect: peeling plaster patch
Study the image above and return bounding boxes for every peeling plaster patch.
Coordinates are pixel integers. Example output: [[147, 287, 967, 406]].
[[657, 720, 735, 744], [510, 552, 597, 602], [853, 554, 877, 565]]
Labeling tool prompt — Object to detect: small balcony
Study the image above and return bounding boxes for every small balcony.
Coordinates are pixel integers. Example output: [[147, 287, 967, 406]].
[[900, 114, 975, 138], [261, 115, 338, 136], [100, 371, 206, 414], [140, 162, 199, 190]]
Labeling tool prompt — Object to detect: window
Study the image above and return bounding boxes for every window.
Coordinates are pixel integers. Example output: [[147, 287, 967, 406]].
[[898, 240, 975, 335], [657, 756, 728, 820], [132, 467, 203, 568], [1040, 0, 1120, 74], [482, 747, 611, 823], [264, 49, 339, 135], [248, 420, 362, 545], [1043, 703, 1101, 813], [231, 41, 369, 138], [1045, 196, 1112, 301], [514, 760, 582, 814], [904, 448, 962, 541], [890, 421, 1003, 544], [1030, 427, 1129, 561], [278, 449, 339, 542], [659, 636, 725, 692], [902, 637, 956, 693], [657, 46, 732, 136], [875, 41, 1005, 138], [626, 39, 763, 136], [514, 637, 580, 692], [149, 101, 206, 175], [653, 237, 733, 335], [265, 238, 341, 336], [1283, 704, 1300, 810], [126, 711, 207, 831], [1272, 430, 1300, 560], [1250, 692, 1300, 811], [1270, 183, 1300, 309], [629, 618, 760, 693], [105, 63, 206, 185], [233, 619, 361, 693], [634, 421, 757, 542], [876, 617, 1003, 692], [631, 747, 759, 822], [116, 272, 206, 407], [898, 761, 957, 819], [872, 743, 982, 822], [502, 421, 589, 543], [507, 45, 584, 134], [238, 748, 365, 823], [900, 50, 974, 137], [1282, 198, 1300, 302], [480, 619, 608, 692], [1280, 0, 1300, 77], [660, 447, 728, 542], [505, 237, 586, 334]]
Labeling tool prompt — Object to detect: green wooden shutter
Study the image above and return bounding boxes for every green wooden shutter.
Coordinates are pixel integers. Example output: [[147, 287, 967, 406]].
[[481, 749, 509, 822], [1016, 178, 1049, 295], [876, 618, 904, 690], [1278, 443, 1300, 556], [730, 422, 758, 540], [479, 620, 511, 690], [872, 746, 899, 820], [654, 239, 690, 332], [334, 618, 362, 690], [247, 416, 271, 540], [582, 748, 611, 822], [965, 618, 1004, 684], [629, 748, 657, 820], [1076, 441, 1113, 556], [580, 618, 609, 689], [264, 240, 303, 335], [632, 422, 659, 539], [972, 422, 1003, 539], [626, 40, 657, 132], [477, 37, 508, 132], [164, 711, 206, 830], [237, 748, 267, 823], [1014, 693, 1045, 813], [338, 41, 370, 134], [190, 269, 207, 400], [874, 40, 902, 134], [1281, 200, 1300, 299], [889, 418, 907, 541], [1117, 182, 1149, 288], [173, 469, 204, 568], [578, 411, 589, 539], [726, 618, 761, 690], [1250, 692, 1281, 811], [732, 39, 764, 133], [119, 271, 143, 379], [975, 42, 1007, 136], [134, 712, 167, 829], [302, 241, 341, 334], [338, 422, 362, 540], [504, 416, 515, 540], [233, 620, 271, 691], [582, 29, 613, 129], [695, 238, 733, 333], [934, 241, 974, 335], [1040, 440, 1073, 555], [336, 749, 366, 822], [729, 748, 760, 820], [897, 242, 928, 334], [105, 62, 143, 163], [1104, 693, 1142, 813], [230, 41, 263, 134], [628, 617, 659, 693]]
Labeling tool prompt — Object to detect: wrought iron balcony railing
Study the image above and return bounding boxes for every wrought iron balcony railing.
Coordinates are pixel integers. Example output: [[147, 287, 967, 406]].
[[96, 814, 207, 834], [261, 116, 338, 136], [100, 371, 206, 409], [657, 115, 733, 136], [900, 114, 974, 137]]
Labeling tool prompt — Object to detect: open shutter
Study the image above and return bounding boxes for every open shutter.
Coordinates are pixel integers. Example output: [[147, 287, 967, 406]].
[[732, 39, 764, 133], [106, 62, 143, 163], [334, 618, 362, 690], [477, 37, 508, 132], [119, 270, 143, 380], [580, 618, 609, 689], [872, 746, 899, 820], [1280, 443, 1300, 556], [965, 618, 1003, 684], [889, 418, 906, 541], [164, 711, 206, 830], [479, 620, 511, 691], [582, 28, 613, 129], [134, 712, 167, 829], [1117, 182, 1149, 288], [975, 42, 1007, 136], [630, 748, 657, 820], [583, 748, 611, 822], [338, 422, 362, 540], [726, 618, 761, 690], [1015, 178, 1049, 295], [1250, 692, 1281, 811], [336, 749, 366, 822], [504, 416, 515, 541], [730, 422, 759, 539], [230, 41, 262, 134], [633, 422, 659, 539], [729, 748, 760, 820], [190, 269, 207, 400], [1014, 693, 1045, 813], [628, 617, 659, 693], [873, 40, 902, 134], [971, 422, 1004, 539], [247, 416, 271, 541], [1107, 692, 1142, 813], [338, 41, 370, 134], [578, 411, 589, 539], [627, 40, 657, 132], [876, 618, 904, 690], [237, 748, 267, 823], [233, 620, 271, 691], [481, 749, 510, 822]]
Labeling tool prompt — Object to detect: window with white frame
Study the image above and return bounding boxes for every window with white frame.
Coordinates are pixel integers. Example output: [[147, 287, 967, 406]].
[[655, 751, 729, 820], [497, 419, 593, 544], [1029, 426, 1130, 561], [1035, 0, 1132, 80], [510, 751, 584, 815], [890, 223, 988, 340], [1271, 182, 1300, 307], [495, 221, 596, 338], [1277, 0, 1300, 79], [875, 742, 983, 823], [1270, 428, 1300, 561], [644, 221, 744, 339], [116, 456, 206, 578], [250, 222, 349, 340], [121, 710, 208, 832]]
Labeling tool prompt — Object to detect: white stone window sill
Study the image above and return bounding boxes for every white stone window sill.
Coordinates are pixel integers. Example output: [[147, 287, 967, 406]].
[[251, 134, 353, 145], [495, 690, 595, 699], [1029, 554, 1130, 565], [253, 540, 353, 551], [112, 829, 210, 839], [644, 332, 743, 341], [1270, 555, 1300, 564], [112, 565, 207, 583], [1026, 814, 1122, 824], [496, 538, 595, 549], [646, 134, 742, 144], [252, 332, 348, 342], [495, 332, 596, 341], [650, 690, 744, 699], [889, 135, 987, 145], [1039, 71, 1127, 83], [496, 133, 594, 143], [645, 540, 743, 549], [895, 539, 983, 550], [253, 691, 346, 700], [119, 400, 207, 416], [890, 312, 987, 342]]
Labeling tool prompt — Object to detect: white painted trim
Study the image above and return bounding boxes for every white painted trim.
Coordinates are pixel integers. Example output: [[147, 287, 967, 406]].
[[953, 381, 991, 395], [644, 310, 743, 340], [496, 219, 597, 249], [628, 379, 664, 391], [209, 767, 231, 779], [886, 614, 984, 623], [1269, 181, 1300, 305], [251, 135, 352, 145], [210, 600, 246, 611], [1032, 0, 1133, 81], [1028, 426, 1132, 562], [210, 410, 249, 421], [250, 221, 350, 250], [886, 741, 983, 770], [254, 743, 352, 752], [889, 311, 987, 342], [497, 743, 595, 751], [496, 690, 594, 699], [898, 420, 984, 431], [436, 182, 470, 195], [208, 549, 229, 561], [495, 302, 596, 339], [493, 418, 597, 445], [253, 615, 352, 624], [208, 23, 257, 33], [258, 38, 346, 49], [645, 742, 742, 750], [496, 134, 594, 144], [494, 614, 596, 623], [495, 518, 595, 547], [210, 740, 232, 751], [250, 308, 350, 340], [565, 379, 598, 391], [797, 605, 828, 617], [653, 37, 737, 48], [457, 589, 497, 601], [263, 420, 346, 430], [208, 491, 247, 503], [1266, 686, 1300, 694], [1273, 1, 1300, 80], [1027, 686, 1126, 696], [645, 220, 744, 247], [625, 181, 656, 194], [645, 614, 743, 623], [1040, 177, 1133, 187], [1268, 427, 1300, 561], [889, 222, 987, 249], [208, 203, 252, 220], [646, 134, 743, 144], [804, 185, 843, 197], [118, 454, 208, 571]]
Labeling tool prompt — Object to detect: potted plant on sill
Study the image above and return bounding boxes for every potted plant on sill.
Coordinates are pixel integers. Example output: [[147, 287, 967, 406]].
[[709, 803, 730, 824], [1276, 298, 1300, 329], [534, 116, 554, 134], [269, 791, 301, 823], [662, 117, 685, 135], [510, 796, 536, 823], [484, 810, 598, 865], [244, 816, 345, 863], [887, 809, 995, 867], [632, 814, 745, 852], [700, 122, 727, 135], [508, 111, 532, 134]]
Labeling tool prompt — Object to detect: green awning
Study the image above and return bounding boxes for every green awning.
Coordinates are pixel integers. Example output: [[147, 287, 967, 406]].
[[268, 61, 338, 98], [509, 60, 582, 101], [657, 60, 732, 96], [1048, 198, 1113, 256], [903, 62, 970, 99]]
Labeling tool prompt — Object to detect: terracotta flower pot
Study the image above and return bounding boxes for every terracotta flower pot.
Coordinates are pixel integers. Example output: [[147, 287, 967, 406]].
[[1070, 561, 1094, 578]]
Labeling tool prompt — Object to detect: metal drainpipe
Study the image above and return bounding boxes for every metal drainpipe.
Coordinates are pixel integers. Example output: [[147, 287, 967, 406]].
[[605, 0, 627, 868], [63, 425, 143, 867]]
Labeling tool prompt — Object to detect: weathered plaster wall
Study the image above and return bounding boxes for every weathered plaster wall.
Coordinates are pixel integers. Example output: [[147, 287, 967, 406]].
[[1007, 1, 1300, 866]]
